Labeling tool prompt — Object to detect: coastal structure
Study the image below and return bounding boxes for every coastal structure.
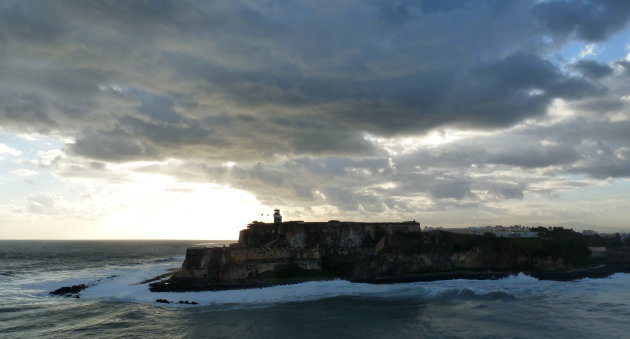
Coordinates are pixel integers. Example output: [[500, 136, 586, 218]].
[[273, 209, 282, 224], [151, 210, 613, 292], [238, 219, 420, 248], [447, 225, 539, 238], [161, 218, 424, 290]]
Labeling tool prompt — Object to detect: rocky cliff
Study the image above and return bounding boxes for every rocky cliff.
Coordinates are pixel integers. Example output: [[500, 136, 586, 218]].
[[151, 221, 597, 291]]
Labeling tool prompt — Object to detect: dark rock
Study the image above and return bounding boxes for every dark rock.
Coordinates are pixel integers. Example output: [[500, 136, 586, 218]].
[[528, 264, 630, 281], [49, 284, 89, 297], [137, 272, 173, 285], [49, 276, 118, 298], [155, 299, 171, 304]]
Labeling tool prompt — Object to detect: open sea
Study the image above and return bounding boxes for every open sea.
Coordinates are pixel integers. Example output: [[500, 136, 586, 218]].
[[2, 240, 630, 338]]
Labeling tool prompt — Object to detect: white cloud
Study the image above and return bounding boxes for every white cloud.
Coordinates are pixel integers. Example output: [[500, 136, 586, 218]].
[[0, 143, 22, 157], [10, 169, 38, 177], [2, 0, 630, 237], [579, 43, 598, 58], [35, 149, 65, 166], [26, 194, 68, 215]]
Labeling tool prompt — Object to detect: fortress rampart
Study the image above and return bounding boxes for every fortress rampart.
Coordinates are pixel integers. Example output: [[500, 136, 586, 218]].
[[238, 221, 420, 248], [155, 217, 598, 292], [168, 220, 421, 288]]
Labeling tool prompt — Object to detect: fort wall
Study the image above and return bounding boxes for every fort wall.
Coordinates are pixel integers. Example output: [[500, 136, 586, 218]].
[[238, 221, 420, 248]]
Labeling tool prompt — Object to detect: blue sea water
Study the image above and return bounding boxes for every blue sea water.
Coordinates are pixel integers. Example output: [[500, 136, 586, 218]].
[[2, 240, 630, 338]]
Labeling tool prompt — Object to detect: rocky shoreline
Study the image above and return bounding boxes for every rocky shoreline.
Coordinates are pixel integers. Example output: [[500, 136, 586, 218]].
[[49, 275, 118, 298], [527, 264, 630, 281], [363, 264, 630, 284], [148, 264, 630, 292], [146, 221, 630, 292], [48, 222, 630, 297], [50, 263, 630, 298]]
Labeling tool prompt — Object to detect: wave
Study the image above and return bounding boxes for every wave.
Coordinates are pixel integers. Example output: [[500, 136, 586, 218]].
[[46, 270, 531, 306], [149, 256, 185, 263], [22, 260, 630, 309]]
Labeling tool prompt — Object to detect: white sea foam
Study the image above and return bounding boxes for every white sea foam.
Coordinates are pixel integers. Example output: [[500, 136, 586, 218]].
[[19, 260, 181, 299], [31, 261, 630, 308], [72, 266, 534, 306]]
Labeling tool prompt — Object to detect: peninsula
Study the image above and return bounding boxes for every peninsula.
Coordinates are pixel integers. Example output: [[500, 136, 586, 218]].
[[151, 210, 630, 292]]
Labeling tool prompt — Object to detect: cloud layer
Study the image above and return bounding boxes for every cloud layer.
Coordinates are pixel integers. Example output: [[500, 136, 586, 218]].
[[2, 0, 630, 226]]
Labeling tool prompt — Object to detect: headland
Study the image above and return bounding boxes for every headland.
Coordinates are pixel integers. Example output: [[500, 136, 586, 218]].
[[150, 215, 630, 292]]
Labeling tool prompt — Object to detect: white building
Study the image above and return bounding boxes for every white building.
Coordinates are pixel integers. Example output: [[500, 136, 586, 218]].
[[466, 225, 539, 238]]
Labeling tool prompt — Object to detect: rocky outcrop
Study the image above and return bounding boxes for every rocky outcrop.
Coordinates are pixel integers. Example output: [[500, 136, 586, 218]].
[[50, 275, 118, 298], [151, 221, 595, 292], [169, 246, 322, 287], [50, 284, 88, 298]]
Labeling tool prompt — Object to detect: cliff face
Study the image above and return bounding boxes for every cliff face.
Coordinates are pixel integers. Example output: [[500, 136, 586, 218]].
[[161, 222, 579, 291], [174, 247, 321, 283], [169, 221, 420, 288]]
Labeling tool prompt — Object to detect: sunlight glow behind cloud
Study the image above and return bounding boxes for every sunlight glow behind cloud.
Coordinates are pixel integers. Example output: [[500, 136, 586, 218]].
[[1, 0, 630, 238]]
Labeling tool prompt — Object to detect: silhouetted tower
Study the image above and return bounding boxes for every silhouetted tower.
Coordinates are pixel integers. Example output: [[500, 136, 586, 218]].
[[273, 209, 282, 224]]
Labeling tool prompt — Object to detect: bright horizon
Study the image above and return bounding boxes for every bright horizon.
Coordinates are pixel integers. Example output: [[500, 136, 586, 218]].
[[1, 1, 630, 239]]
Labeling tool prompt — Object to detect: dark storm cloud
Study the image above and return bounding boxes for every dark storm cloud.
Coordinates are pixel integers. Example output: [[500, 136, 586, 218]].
[[533, 0, 630, 42], [70, 131, 159, 162], [0, 1, 65, 43], [474, 52, 559, 90], [0, 91, 55, 129], [420, 0, 471, 14], [429, 180, 471, 200], [3, 0, 627, 157], [572, 60, 614, 79], [2, 0, 630, 216]]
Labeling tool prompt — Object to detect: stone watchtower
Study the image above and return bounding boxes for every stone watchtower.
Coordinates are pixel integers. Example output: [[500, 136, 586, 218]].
[[273, 209, 282, 224]]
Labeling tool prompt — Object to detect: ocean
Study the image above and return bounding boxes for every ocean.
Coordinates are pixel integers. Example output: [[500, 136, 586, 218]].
[[2, 240, 630, 338]]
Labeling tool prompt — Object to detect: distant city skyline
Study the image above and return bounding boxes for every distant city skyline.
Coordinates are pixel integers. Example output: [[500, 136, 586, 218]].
[[1, 0, 630, 239]]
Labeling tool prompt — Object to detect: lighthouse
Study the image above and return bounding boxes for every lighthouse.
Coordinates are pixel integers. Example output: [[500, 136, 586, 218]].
[[273, 209, 282, 224]]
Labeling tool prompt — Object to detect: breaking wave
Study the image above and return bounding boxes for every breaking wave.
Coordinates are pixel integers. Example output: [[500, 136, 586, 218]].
[[7, 252, 626, 311], [20, 259, 607, 308]]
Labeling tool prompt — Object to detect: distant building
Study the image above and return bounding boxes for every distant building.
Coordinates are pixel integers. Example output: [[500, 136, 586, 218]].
[[450, 225, 539, 238], [495, 231, 539, 238], [582, 230, 598, 236]]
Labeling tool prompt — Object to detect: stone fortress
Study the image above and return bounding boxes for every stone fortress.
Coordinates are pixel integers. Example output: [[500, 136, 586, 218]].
[[166, 209, 423, 289], [152, 209, 620, 291]]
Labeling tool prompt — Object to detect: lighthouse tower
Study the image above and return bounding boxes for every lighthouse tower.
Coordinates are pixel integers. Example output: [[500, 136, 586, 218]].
[[273, 209, 282, 224]]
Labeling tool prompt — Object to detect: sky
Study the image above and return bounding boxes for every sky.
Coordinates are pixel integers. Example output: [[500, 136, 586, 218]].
[[1, 0, 630, 239]]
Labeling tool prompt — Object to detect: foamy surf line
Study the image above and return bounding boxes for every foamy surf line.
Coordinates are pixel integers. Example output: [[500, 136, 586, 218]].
[[38, 262, 630, 308], [71, 269, 537, 306], [20, 259, 182, 298]]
